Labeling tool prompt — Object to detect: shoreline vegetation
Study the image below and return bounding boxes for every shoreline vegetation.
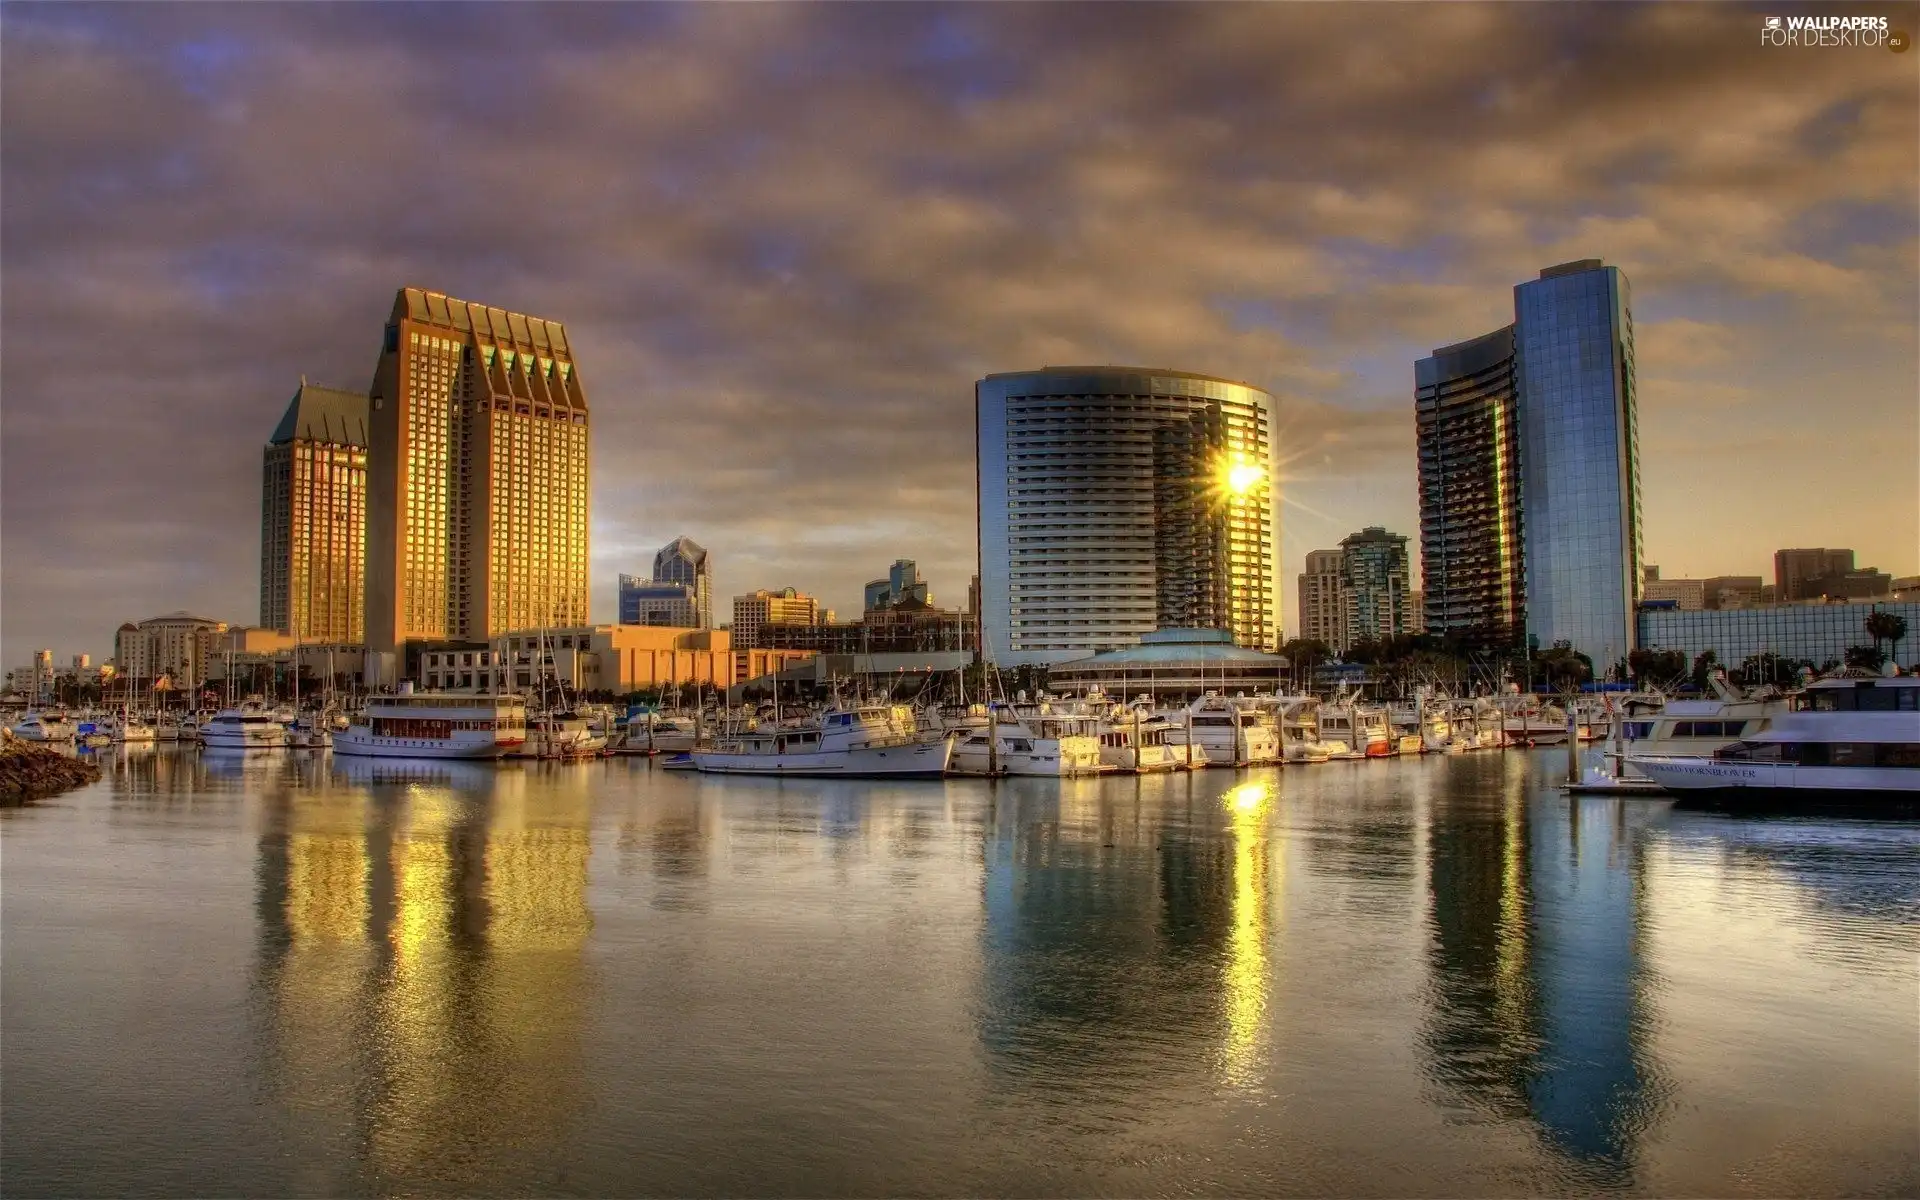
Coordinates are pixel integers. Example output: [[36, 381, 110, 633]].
[[0, 734, 102, 805]]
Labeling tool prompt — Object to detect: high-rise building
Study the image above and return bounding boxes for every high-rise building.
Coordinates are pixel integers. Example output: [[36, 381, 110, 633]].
[[1417, 260, 1639, 668], [365, 288, 589, 655], [1774, 548, 1855, 600], [1514, 260, 1640, 668], [976, 366, 1278, 666], [113, 613, 228, 693], [261, 379, 368, 643], [731, 588, 821, 650], [617, 537, 711, 628], [1415, 327, 1523, 649], [1297, 549, 1346, 650], [651, 536, 712, 628], [864, 559, 931, 612], [1341, 527, 1413, 647]]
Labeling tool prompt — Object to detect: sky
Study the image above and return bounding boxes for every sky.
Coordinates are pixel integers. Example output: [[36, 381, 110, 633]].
[[3, 2, 1916, 667]]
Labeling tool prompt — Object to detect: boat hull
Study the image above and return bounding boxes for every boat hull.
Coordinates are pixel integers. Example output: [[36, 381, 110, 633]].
[[1632, 756, 1920, 814], [692, 739, 952, 778], [335, 731, 520, 759]]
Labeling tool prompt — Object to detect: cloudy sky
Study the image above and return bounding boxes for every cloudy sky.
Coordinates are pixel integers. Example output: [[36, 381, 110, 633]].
[[3, 2, 1915, 666]]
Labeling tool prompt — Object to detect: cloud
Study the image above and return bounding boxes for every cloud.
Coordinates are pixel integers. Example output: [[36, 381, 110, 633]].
[[2, 2, 1915, 660]]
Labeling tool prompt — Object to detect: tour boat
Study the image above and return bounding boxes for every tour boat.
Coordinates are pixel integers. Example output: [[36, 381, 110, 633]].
[[199, 700, 288, 750], [1177, 693, 1281, 766], [692, 705, 954, 778], [947, 706, 1106, 777], [1632, 672, 1918, 812], [335, 691, 527, 759], [9, 711, 77, 743]]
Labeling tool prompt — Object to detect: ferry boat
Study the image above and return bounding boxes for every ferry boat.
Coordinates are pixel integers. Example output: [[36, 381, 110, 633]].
[[1633, 673, 1919, 812], [335, 691, 528, 759], [200, 700, 288, 750], [948, 706, 1106, 777], [692, 704, 954, 777], [9, 711, 76, 743], [1178, 693, 1281, 766]]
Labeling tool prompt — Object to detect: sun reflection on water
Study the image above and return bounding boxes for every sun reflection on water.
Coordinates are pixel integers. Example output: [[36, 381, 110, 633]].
[[1221, 781, 1272, 1086]]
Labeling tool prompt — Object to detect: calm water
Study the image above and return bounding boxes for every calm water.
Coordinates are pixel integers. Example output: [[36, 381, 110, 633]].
[[3, 748, 1916, 1197]]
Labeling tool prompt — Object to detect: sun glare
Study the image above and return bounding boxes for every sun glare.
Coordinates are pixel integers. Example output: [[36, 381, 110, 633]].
[[1226, 463, 1265, 495]]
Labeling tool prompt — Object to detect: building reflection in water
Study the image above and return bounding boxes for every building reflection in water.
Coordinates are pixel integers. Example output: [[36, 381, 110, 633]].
[[1421, 754, 1663, 1180], [977, 773, 1280, 1101], [252, 761, 593, 1192]]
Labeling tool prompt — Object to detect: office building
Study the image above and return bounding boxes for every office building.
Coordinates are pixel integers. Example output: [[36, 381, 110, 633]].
[[113, 612, 229, 693], [1341, 527, 1413, 647], [1637, 600, 1920, 668], [1799, 568, 1892, 602], [618, 576, 695, 627], [865, 559, 931, 613], [1774, 548, 1854, 601], [365, 288, 589, 658], [1414, 326, 1524, 649], [732, 588, 823, 650], [977, 366, 1279, 666], [652, 536, 712, 627], [261, 379, 368, 643], [416, 625, 811, 695], [1640, 566, 1704, 611], [1417, 261, 1639, 667], [1298, 549, 1346, 649]]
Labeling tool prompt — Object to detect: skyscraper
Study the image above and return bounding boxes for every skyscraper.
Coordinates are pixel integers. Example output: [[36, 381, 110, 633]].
[[1297, 549, 1346, 650], [1341, 527, 1412, 647], [977, 367, 1278, 666], [731, 588, 821, 650], [365, 288, 590, 655], [864, 559, 930, 612], [1514, 260, 1640, 669], [1774, 548, 1854, 601], [651, 536, 712, 628], [1415, 326, 1523, 650], [1415, 260, 1639, 668], [261, 380, 368, 643]]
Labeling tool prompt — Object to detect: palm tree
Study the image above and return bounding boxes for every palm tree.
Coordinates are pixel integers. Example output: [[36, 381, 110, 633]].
[[1864, 611, 1908, 664]]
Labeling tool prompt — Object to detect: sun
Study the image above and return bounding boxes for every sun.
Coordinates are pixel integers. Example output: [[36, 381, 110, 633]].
[[1226, 462, 1265, 495]]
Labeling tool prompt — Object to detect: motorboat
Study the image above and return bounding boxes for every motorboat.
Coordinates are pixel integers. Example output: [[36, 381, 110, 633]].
[[1176, 693, 1281, 766], [287, 716, 332, 750], [1633, 671, 1919, 811], [692, 704, 954, 778], [336, 691, 527, 759], [1317, 695, 1390, 759], [199, 700, 288, 750], [947, 705, 1105, 777], [10, 711, 77, 743], [1094, 707, 1206, 773]]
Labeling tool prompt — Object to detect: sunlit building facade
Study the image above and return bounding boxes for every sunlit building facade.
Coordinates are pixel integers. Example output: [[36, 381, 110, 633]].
[[1298, 549, 1346, 651], [262, 380, 367, 643], [1341, 526, 1413, 647], [731, 588, 823, 650], [366, 288, 589, 656], [1415, 326, 1524, 650], [977, 367, 1279, 666]]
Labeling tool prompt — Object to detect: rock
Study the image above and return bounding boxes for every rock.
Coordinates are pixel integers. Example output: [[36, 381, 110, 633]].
[[0, 732, 103, 804]]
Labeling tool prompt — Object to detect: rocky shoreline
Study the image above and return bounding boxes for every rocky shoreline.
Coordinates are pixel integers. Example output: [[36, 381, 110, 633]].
[[0, 734, 103, 804]]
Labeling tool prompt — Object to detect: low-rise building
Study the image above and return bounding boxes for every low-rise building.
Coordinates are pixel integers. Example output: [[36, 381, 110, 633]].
[[113, 613, 229, 694], [417, 625, 812, 695], [1047, 628, 1291, 701]]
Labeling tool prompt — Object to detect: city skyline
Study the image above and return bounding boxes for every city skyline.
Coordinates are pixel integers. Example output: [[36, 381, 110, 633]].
[[4, 4, 1916, 666]]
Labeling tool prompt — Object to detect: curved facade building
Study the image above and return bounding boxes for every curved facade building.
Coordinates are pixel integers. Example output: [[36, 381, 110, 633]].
[[976, 367, 1278, 666]]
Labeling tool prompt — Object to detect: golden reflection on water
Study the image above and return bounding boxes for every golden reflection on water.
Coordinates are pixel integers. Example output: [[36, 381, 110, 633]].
[[1493, 782, 1532, 1042], [1220, 780, 1272, 1087]]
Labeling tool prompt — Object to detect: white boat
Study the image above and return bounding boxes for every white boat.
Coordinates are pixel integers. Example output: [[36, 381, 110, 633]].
[[200, 700, 288, 750], [511, 711, 608, 760], [1633, 672, 1919, 812], [287, 717, 332, 750], [154, 715, 185, 742], [692, 704, 954, 778], [1177, 693, 1281, 766], [10, 711, 77, 743], [948, 706, 1106, 777], [1611, 680, 1794, 783], [1317, 697, 1390, 759], [336, 691, 527, 759], [109, 708, 158, 743], [1095, 708, 1206, 773]]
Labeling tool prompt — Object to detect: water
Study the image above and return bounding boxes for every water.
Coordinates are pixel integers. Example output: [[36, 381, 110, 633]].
[[4, 748, 1916, 1197]]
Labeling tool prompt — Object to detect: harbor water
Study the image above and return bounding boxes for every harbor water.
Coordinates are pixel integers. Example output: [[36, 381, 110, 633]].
[[3, 747, 1916, 1196]]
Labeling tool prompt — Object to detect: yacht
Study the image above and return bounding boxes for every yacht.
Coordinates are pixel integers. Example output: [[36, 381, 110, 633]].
[[1317, 696, 1390, 759], [199, 700, 288, 750], [336, 691, 527, 759], [1177, 693, 1281, 766], [1610, 681, 1794, 783], [10, 711, 77, 743], [692, 704, 954, 777], [947, 706, 1106, 777], [1633, 672, 1919, 811], [1095, 708, 1207, 773]]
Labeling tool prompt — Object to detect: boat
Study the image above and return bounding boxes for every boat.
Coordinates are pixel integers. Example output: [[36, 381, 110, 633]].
[[10, 711, 77, 743], [947, 705, 1106, 777], [692, 704, 954, 778], [1632, 671, 1919, 812], [111, 713, 158, 743], [1176, 693, 1281, 766], [199, 700, 288, 750], [154, 714, 185, 742], [1094, 706, 1206, 773], [1317, 695, 1390, 759], [287, 716, 332, 750], [336, 690, 528, 759]]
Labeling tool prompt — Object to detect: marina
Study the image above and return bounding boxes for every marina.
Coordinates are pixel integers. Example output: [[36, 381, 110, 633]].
[[2, 743, 1914, 1196]]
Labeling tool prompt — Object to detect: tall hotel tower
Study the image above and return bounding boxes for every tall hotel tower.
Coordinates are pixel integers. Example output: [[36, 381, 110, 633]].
[[1416, 260, 1640, 668], [366, 288, 590, 655], [977, 367, 1278, 666], [261, 380, 368, 642]]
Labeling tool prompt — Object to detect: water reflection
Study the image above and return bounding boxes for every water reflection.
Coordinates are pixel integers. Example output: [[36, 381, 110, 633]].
[[252, 762, 594, 1193]]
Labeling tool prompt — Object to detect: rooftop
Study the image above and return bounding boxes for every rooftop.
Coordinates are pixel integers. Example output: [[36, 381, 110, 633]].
[[1053, 628, 1288, 669], [270, 380, 368, 446]]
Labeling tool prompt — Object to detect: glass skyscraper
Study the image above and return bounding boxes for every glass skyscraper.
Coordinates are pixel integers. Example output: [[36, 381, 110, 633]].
[[977, 367, 1278, 666], [1416, 260, 1639, 670], [1514, 260, 1640, 670]]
